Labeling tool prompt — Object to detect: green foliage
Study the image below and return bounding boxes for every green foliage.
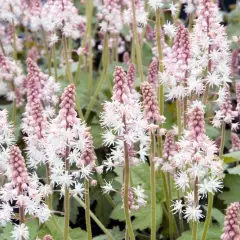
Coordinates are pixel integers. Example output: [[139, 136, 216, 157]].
[[177, 223, 222, 240], [93, 226, 125, 240], [223, 151, 240, 164], [218, 174, 240, 204], [110, 203, 162, 231]]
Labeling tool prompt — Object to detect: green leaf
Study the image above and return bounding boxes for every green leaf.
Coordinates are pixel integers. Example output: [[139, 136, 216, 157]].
[[228, 165, 240, 175], [211, 208, 225, 227], [26, 219, 39, 239], [0, 223, 14, 240], [93, 226, 125, 240], [177, 223, 222, 240], [69, 228, 88, 240], [45, 216, 87, 240], [202, 207, 225, 227], [36, 227, 51, 239], [132, 203, 162, 230], [205, 124, 220, 140], [0, 219, 39, 240], [94, 188, 113, 226], [110, 203, 163, 231], [45, 216, 64, 239], [70, 197, 79, 224], [223, 151, 240, 164], [114, 163, 174, 203], [218, 174, 240, 204], [91, 124, 103, 149]]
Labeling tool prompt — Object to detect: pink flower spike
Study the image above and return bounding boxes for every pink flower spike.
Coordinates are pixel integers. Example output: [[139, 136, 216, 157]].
[[230, 133, 240, 152], [147, 58, 159, 89], [127, 63, 136, 93], [140, 81, 161, 123], [221, 202, 240, 240], [236, 83, 240, 114], [9, 146, 29, 192], [187, 101, 205, 141], [112, 66, 131, 104]]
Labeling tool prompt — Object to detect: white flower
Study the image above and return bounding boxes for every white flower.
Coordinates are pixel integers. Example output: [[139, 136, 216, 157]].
[[132, 185, 147, 207], [48, 33, 59, 47], [79, 165, 93, 179], [101, 180, 116, 194], [184, 205, 203, 222], [11, 224, 29, 240], [148, 0, 164, 10], [174, 171, 189, 192], [0, 203, 13, 226], [72, 183, 85, 199], [102, 130, 116, 146], [36, 205, 52, 223], [171, 200, 184, 214], [169, 3, 179, 16], [163, 21, 176, 38]]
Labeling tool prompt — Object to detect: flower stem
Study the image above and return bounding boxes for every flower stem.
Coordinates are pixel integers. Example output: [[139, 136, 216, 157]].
[[63, 36, 84, 119], [63, 36, 73, 83], [131, 0, 144, 82], [41, 26, 51, 76], [85, 34, 109, 121], [156, 8, 164, 115], [177, 100, 182, 138], [52, 44, 58, 82], [85, 179, 92, 240], [123, 115, 135, 240], [150, 132, 156, 240], [46, 163, 52, 210], [192, 177, 199, 240], [74, 196, 114, 239], [200, 192, 213, 240], [64, 159, 70, 240], [86, 0, 93, 96], [219, 123, 226, 159]]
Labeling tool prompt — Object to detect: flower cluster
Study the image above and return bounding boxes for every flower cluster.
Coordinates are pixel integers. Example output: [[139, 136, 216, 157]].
[[187, 0, 231, 99], [169, 101, 223, 222], [0, 145, 51, 229], [41, 0, 86, 40], [46, 84, 96, 196], [160, 23, 190, 100], [101, 66, 150, 169]]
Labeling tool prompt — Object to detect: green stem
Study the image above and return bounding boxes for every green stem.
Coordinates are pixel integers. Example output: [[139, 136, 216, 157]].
[[85, 179, 92, 240], [85, 34, 109, 121], [200, 192, 213, 240], [41, 26, 51, 75], [74, 196, 114, 239], [20, 206, 25, 240], [167, 174, 174, 240], [131, 0, 144, 82], [46, 163, 52, 210], [178, 191, 184, 234], [63, 36, 84, 119], [63, 36, 73, 83], [86, 0, 93, 96], [150, 133, 156, 240], [192, 177, 198, 240], [202, 83, 209, 105], [88, 36, 93, 97], [123, 115, 135, 240], [156, 9, 164, 116], [192, 221, 198, 240], [219, 123, 226, 159], [64, 159, 70, 240], [177, 100, 182, 138], [52, 44, 58, 81]]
